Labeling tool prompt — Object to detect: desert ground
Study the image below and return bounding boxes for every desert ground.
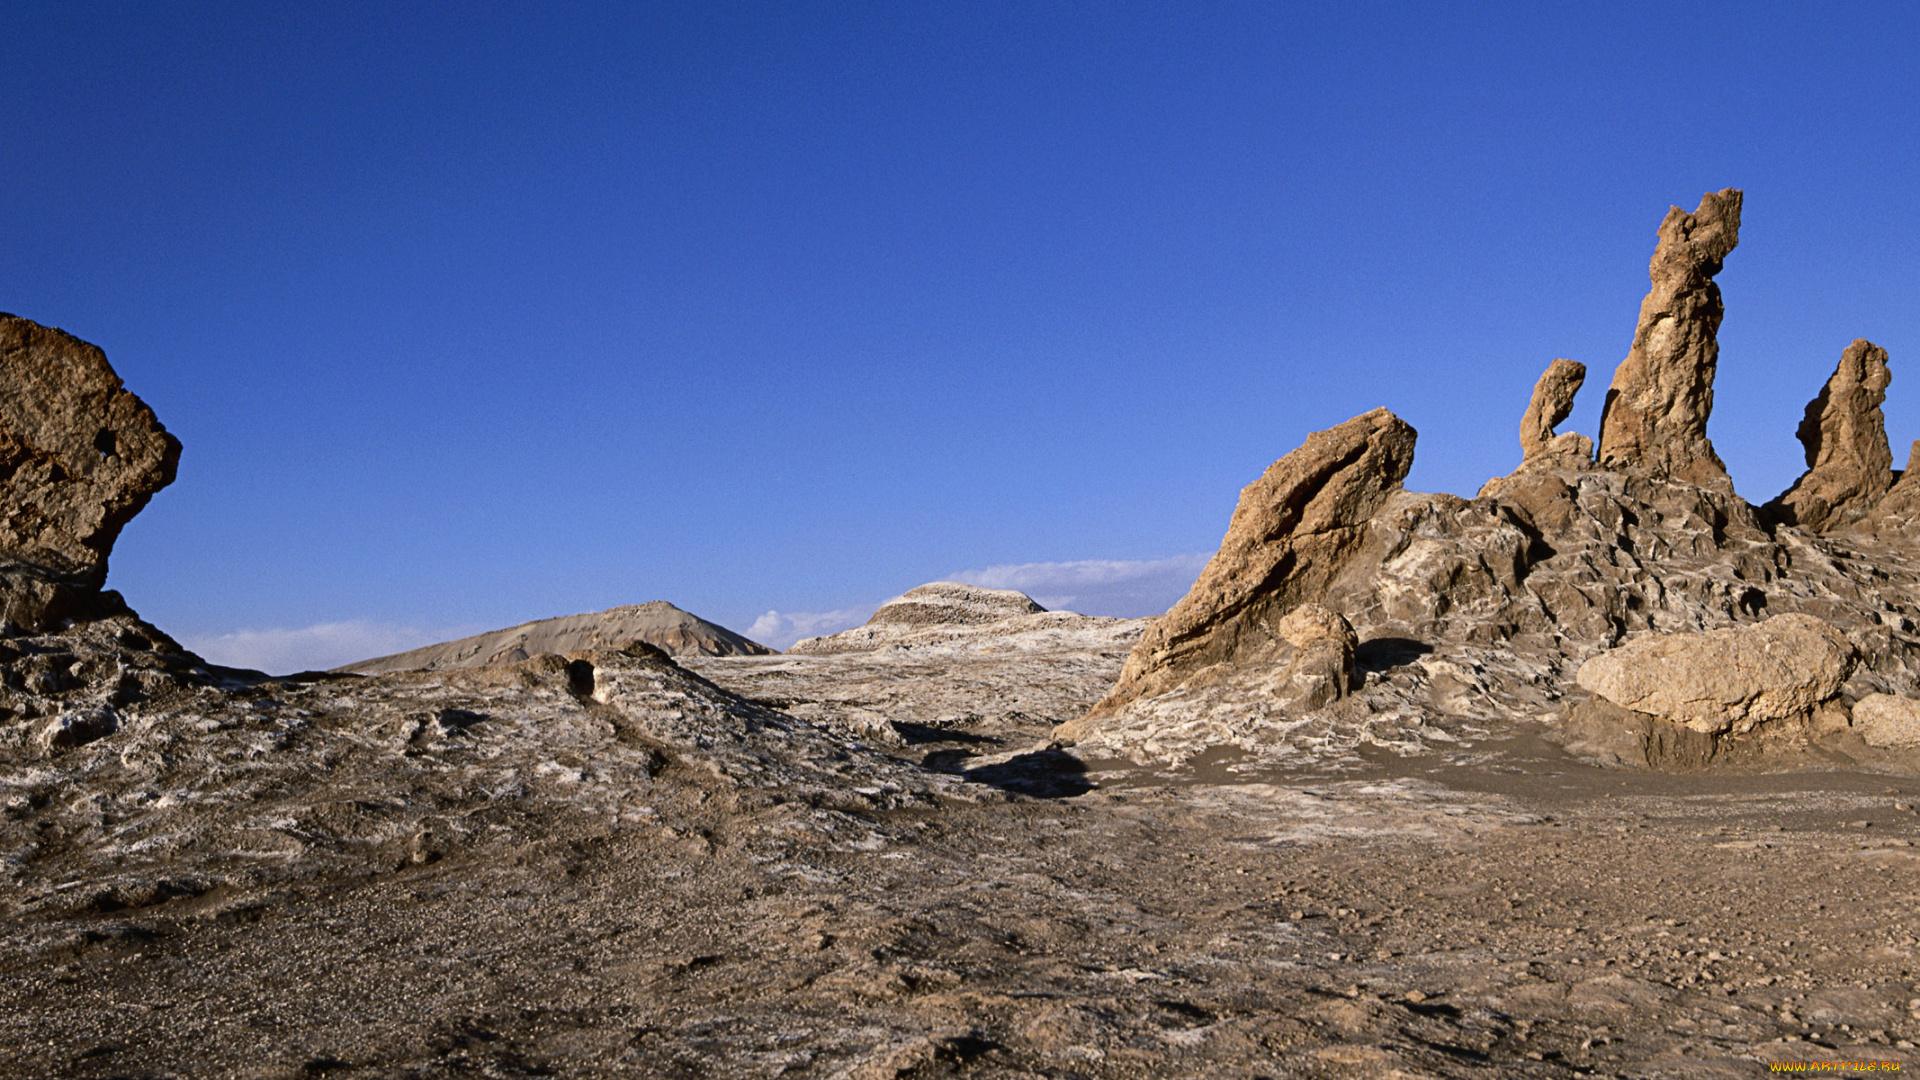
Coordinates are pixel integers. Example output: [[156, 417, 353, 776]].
[[4, 635, 1918, 1079]]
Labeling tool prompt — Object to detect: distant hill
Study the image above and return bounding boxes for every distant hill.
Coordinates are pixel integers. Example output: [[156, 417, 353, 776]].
[[784, 582, 1136, 656], [335, 601, 774, 674]]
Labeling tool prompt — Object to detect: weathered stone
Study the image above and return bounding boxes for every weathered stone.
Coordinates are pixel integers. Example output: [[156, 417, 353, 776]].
[[1768, 340, 1894, 531], [1081, 408, 1415, 720], [39, 706, 119, 751], [1596, 189, 1742, 488], [1274, 603, 1358, 710], [1851, 694, 1920, 747], [0, 315, 181, 584], [1847, 435, 1920, 537], [1519, 358, 1592, 464], [1574, 613, 1853, 735]]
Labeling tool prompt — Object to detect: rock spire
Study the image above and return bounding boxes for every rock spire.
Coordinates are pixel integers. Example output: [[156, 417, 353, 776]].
[[1518, 358, 1591, 464], [1767, 339, 1894, 531], [1596, 188, 1742, 487]]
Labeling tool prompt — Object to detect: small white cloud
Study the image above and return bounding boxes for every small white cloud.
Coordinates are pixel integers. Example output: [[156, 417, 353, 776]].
[[178, 620, 483, 675], [948, 554, 1208, 618], [747, 606, 877, 651]]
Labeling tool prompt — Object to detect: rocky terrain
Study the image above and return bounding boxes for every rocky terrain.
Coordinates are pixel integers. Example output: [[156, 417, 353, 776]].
[[337, 600, 774, 675], [7, 193, 1920, 1078]]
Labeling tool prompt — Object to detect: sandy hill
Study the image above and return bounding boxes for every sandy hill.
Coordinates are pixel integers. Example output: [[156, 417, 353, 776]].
[[335, 600, 773, 674]]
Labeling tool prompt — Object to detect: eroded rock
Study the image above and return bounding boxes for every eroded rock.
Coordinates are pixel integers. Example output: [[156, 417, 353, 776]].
[[1574, 613, 1853, 735], [1850, 694, 1920, 748], [1273, 603, 1358, 711], [0, 316, 181, 585], [1518, 358, 1592, 465], [1595, 189, 1742, 488], [1082, 407, 1416, 721], [1768, 339, 1894, 531]]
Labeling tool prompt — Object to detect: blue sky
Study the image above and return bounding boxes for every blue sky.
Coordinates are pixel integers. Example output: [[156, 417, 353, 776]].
[[4, 3, 1916, 669]]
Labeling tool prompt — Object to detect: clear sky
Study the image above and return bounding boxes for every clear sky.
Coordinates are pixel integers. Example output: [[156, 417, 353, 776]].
[[4, 3, 1916, 670]]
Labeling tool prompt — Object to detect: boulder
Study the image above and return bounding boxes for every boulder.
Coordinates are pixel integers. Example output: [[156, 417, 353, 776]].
[[0, 315, 181, 584], [1767, 339, 1894, 531], [1272, 603, 1358, 711], [1851, 694, 1920, 748], [1518, 358, 1592, 464], [1082, 407, 1416, 719], [1596, 189, 1742, 488], [1574, 613, 1853, 735]]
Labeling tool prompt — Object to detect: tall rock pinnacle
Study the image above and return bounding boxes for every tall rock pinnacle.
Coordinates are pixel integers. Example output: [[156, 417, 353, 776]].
[[1768, 339, 1894, 531], [1596, 188, 1742, 488]]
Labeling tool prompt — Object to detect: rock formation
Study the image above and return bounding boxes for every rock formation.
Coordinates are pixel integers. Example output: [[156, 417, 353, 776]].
[[1767, 339, 1895, 531], [1595, 189, 1741, 488], [1061, 189, 1920, 768], [0, 318, 210, 736], [337, 600, 773, 675], [1080, 407, 1415, 721], [1517, 358, 1592, 465], [0, 315, 181, 586], [1573, 613, 1853, 735]]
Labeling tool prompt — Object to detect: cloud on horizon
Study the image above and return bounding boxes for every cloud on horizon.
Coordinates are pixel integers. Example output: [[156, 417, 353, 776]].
[[179, 620, 487, 675], [746, 606, 877, 651], [948, 554, 1208, 618]]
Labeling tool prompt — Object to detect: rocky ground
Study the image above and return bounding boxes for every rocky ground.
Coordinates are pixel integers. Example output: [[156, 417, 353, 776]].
[[5, 631, 1920, 1079]]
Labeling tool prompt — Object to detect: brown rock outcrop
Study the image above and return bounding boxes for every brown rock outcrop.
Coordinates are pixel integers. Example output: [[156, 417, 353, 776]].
[[1573, 613, 1853, 735], [1596, 189, 1742, 488], [1768, 340, 1895, 531], [1518, 358, 1592, 464], [1062, 191, 1920, 768], [0, 315, 181, 585], [1081, 407, 1415, 720]]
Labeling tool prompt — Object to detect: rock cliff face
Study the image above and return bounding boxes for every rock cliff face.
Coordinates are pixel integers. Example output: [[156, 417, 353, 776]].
[[1062, 189, 1920, 767], [1595, 189, 1741, 488]]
